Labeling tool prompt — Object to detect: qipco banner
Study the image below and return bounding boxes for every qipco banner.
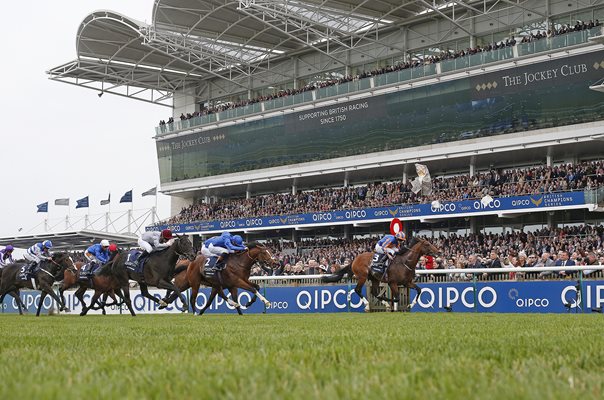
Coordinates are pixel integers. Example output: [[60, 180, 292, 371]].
[[410, 280, 604, 313], [0, 285, 367, 315], [151, 191, 588, 234], [3, 281, 602, 314]]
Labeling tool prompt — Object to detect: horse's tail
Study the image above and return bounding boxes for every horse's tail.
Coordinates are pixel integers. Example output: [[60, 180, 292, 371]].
[[321, 265, 351, 283]]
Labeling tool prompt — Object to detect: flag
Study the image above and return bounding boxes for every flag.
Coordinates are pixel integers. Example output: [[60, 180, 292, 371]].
[[411, 164, 433, 196], [100, 193, 110, 206], [76, 196, 89, 209], [54, 198, 69, 206], [142, 186, 157, 197], [120, 190, 133, 203], [37, 202, 48, 213]]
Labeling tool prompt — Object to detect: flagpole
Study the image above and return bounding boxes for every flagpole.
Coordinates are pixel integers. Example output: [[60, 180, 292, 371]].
[[154, 188, 158, 222]]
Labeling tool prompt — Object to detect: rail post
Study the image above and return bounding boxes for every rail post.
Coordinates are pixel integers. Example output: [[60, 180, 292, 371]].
[[472, 273, 478, 312]]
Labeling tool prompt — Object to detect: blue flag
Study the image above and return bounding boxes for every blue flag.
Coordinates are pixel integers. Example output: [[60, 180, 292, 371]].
[[36, 202, 48, 213], [120, 190, 133, 203], [76, 196, 89, 209]]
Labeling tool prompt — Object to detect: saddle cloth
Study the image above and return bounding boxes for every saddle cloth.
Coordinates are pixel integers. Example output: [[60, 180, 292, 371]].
[[370, 253, 388, 276], [125, 250, 144, 274], [78, 262, 100, 282], [204, 256, 223, 278]]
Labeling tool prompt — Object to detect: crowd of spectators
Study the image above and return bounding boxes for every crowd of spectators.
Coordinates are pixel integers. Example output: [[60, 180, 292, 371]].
[[250, 224, 604, 279], [159, 20, 600, 127], [160, 160, 604, 225]]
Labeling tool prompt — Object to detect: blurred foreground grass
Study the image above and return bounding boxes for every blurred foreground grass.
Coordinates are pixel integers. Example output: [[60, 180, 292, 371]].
[[0, 313, 602, 399]]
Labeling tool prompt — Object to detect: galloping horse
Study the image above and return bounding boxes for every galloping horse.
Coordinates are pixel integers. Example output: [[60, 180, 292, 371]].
[[111, 236, 196, 309], [0, 253, 76, 315], [59, 261, 123, 316], [323, 238, 439, 311], [163, 242, 279, 315], [79, 253, 138, 316]]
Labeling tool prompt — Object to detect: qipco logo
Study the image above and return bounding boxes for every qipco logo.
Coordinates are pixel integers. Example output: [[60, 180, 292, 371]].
[[312, 213, 333, 222], [473, 199, 501, 210], [431, 203, 456, 213], [220, 220, 236, 228]]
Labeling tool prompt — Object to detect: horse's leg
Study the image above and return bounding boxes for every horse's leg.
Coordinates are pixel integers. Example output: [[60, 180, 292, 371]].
[[39, 282, 68, 312], [388, 282, 400, 312], [97, 293, 110, 315], [81, 290, 102, 316], [162, 289, 174, 304], [75, 286, 88, 313], [407, 282, 422, 310], [120, 286, 136, 317], [2, 289, 25, 315], [139, 283, 163, 306], [349, 275, 371, 311], [199, 287, 219, 316], [36, 292, 47, 317], [159, 291, 179, 309], [155, 279, 188, 312], [230, 278, 271, 308], [244, 292, 258, 307], [228, 288, 243, 315]]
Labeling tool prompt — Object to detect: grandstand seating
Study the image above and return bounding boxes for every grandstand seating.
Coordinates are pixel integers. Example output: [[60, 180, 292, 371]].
[[253, 224, 604, 278], [159, 160, 604, 225]]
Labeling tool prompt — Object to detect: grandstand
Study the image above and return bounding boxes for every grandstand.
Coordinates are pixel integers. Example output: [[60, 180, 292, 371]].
[[49, 0, 604, 254]]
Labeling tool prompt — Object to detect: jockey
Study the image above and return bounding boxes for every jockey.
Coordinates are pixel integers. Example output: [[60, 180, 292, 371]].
[[375, 231, 407, 265], [84, 240, 110, 271], [201, 231, 246, 269], [24, 240, 53, 274], [107, 243, 119, 263], [137, 229, 173, 266], [0, 245, 15, 268]]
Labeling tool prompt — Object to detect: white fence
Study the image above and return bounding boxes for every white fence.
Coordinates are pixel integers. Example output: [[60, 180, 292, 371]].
[[249, 265, 604, 286]]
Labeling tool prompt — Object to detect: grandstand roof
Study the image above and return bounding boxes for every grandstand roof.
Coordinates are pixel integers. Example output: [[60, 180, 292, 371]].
[[0, 230, 139, 251], [48, 0, 554, 105]]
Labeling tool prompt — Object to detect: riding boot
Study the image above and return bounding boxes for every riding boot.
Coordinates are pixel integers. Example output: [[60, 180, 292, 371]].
[[137, 250, 149, 267], [216, 253, 228, 270]]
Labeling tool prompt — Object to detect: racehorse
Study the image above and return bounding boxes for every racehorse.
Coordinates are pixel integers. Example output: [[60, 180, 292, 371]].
[[111, 235, 196, 310], [162, 242, 279, 315], [323, 238, 439, 311], [78, 253, 138, 316], [59, 261, 124, 316], [0, 253, 76, 315]]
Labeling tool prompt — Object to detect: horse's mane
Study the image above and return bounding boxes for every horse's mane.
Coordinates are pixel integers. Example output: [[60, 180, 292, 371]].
[[247, 241, 265, 249], [408, 237, 420, 247], [52, 252, 68, 259], [97, 261, 114, 276]]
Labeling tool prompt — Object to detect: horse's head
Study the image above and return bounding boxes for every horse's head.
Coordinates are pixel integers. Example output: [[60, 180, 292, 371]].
[[50, 252, 77, 278], [417, 238, 440, 257], [248, 242, 280, 269], [173, 235, 196, 261]]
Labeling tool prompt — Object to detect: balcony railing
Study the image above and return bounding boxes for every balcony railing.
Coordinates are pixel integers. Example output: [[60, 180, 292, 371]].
[[155, 27, 603, 136]]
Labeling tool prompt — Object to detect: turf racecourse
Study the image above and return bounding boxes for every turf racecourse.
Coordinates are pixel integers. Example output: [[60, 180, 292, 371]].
[[0, 313, 602, 400]]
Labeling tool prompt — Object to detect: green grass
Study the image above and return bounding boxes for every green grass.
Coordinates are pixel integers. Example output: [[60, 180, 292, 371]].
[[0, 313, 603, 399]]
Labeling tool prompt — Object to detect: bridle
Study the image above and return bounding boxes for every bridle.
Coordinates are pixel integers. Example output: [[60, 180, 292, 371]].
[[172, 237, 194, 260]]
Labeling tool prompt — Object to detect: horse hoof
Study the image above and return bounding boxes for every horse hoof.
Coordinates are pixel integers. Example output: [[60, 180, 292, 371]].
[[159, 300, 168, 308], [158, 304, 167, 310], [79, 312, 86, 317], [364, 305, 370, 312], [263, 301, 271, 308]]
